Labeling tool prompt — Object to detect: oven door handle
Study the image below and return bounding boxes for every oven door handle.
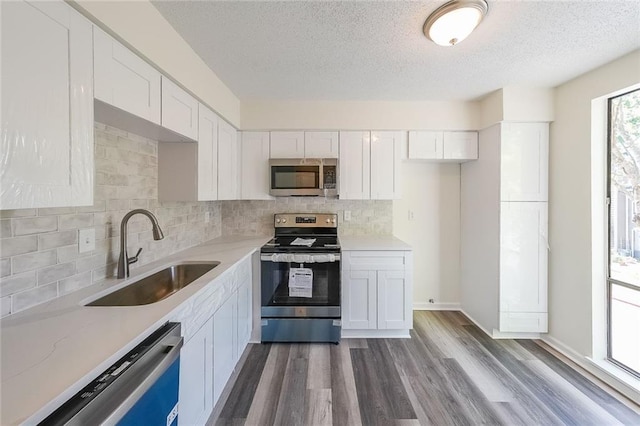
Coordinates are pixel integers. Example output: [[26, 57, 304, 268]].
[[260, 253, 341, 262]]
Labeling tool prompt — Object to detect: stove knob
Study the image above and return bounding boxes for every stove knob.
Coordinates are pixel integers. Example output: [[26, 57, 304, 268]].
[[331, 218, 336, 223], [282, 218, 287, 223], [275, 218, 281, 223], [326, 219, 330, 223]]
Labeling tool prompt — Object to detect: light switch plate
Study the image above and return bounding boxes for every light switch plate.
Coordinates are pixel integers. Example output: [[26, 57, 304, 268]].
[[78, 228, 95, 253], [344, 210, 351, 221]]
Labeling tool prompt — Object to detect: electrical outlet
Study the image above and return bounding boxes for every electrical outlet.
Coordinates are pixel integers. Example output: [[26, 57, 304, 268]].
[[78, 228, 95, 253], [204, 211, 210, 223], [408, 210, 415, 221], [344, 210, 351, 221], [429, 298, 435, 304]]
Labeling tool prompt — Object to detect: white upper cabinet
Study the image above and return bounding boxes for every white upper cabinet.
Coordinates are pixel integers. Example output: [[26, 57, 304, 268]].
[[500, 123, 549, 202], [198, 104, 219, 201], [339, 131, 371, 200], [408, 131, 443, 160], [218, 120, 239, 200], [1, 0, 94, 209], [270, 131, 305, 158], [370, 131, 403, 200], [157, 103, 218, 202], [161, 77, 198, 141], [443, 131, 478, 161], [408, 130, 477, 162], [93, 27, 161, 124], [240, 132, 272, 200], [304, 131, 339, 158]]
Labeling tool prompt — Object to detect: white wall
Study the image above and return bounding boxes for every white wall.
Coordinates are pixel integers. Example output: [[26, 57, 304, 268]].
[[70, 0, 241, 127], [393, 162, 461, 308], [549, 49, 640, 358], [241, 100, 479, 130], [478, 87, 554, 130]]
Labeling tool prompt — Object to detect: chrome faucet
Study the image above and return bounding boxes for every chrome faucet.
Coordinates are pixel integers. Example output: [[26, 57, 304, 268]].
[[117, 209, 164, 279]]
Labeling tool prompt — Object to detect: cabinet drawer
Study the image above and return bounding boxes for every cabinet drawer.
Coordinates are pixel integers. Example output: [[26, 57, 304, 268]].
[[343, 251, 408, 270]]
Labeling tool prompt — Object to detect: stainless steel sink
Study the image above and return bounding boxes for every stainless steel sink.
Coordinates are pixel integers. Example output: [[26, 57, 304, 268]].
[[86, 262, 220, 307]]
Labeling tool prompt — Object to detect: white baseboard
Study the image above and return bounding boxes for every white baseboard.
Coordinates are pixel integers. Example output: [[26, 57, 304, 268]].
[[413, 302, 461, 311], [342, 329, 411, 339], [541, 335, 640, 405], [459, 309, 540, 339]]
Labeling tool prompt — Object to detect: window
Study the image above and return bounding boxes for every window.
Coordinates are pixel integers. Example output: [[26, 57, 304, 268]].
[[608, 88, 640, 376]]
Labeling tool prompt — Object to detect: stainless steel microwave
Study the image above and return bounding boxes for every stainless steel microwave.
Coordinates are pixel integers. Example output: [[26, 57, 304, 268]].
[[269, 158, 338, 197]]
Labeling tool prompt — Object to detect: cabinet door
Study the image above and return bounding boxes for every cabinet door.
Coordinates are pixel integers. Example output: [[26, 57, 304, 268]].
[[213, 292, 237, 404], [198, 104, 219, 201], [408, 131, 443, 160], [304, 131, 339, 158], [240, 132, 272, 200], [499, 202, 548, 314], [377, 270, 412, 329], [443, 131, 478, 161], [1, 1, 93, 209], [218, 120, 239, 200], [500, 123, 549, 201], [339, 132, 371, 200], [342, 270, 377, 329], [270, 131, 305, 158], [161, 77, 198, 141], [236, 279, 252, 355], [179, 318, 213, 426], [370, 131, 403, 200], [93, 27, 161, 124]]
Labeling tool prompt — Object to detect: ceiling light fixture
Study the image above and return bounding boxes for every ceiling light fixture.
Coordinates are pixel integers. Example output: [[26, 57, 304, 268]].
[[423, 0, 488, 47]]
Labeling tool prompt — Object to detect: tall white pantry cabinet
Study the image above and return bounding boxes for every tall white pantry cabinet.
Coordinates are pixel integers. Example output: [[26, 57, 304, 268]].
[[461, 122, 549, 335]]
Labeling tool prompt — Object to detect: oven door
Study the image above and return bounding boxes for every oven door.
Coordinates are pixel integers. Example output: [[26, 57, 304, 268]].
[[260, 253, 341, 318], [269, 160, 323, 196]]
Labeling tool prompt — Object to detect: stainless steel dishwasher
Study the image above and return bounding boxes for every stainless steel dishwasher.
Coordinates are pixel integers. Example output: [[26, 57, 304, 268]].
[[39, 322, 183, 426]]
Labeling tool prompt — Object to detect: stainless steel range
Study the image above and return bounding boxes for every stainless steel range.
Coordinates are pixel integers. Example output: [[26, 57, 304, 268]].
[[260, 213, 341, 343]]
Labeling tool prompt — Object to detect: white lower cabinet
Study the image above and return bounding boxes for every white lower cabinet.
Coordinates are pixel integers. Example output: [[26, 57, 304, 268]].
[[236, 278, 252, 353], [177, 258, 253, 423], [213, 292, 237, 404], [342, 250, 413, 335], [178, 317, 213, 426]]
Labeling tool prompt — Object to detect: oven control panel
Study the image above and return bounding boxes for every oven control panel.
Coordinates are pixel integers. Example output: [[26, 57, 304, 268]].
[[296, 216, 316, 224], [274, 213, 337, 228]]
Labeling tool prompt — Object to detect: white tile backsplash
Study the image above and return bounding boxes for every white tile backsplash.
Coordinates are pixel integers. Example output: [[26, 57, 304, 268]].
[[0, 123, 394, 317], [221, 198, 393, 236], [0, 123, 222, 317]]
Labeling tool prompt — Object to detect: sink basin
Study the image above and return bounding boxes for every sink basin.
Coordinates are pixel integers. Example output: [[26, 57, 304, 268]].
[[86, 262, 220, 307]]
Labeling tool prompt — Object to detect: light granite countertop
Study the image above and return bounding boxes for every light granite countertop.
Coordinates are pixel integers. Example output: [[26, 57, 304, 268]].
[[339, 235, 412, 251], [0, 235, 270, 426]]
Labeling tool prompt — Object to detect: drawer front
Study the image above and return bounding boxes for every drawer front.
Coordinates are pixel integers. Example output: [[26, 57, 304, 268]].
[[343, 251, 408, 271]]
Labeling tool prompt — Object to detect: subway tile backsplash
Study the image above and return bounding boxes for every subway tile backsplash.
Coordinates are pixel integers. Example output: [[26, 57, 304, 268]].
[[221, 199, 392, 236], [0, 123, 394, 317], [0, 123, 221, 317]]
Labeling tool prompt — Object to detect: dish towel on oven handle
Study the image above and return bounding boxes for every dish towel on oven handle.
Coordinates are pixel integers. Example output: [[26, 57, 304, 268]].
[[268, 253, 337, 263]]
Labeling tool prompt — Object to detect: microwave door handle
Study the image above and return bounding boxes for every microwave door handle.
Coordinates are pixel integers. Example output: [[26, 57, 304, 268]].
[[319, 164, 324, 190]]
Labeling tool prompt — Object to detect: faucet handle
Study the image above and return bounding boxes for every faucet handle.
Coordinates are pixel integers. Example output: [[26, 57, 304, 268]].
[[128, 247, 143, 265]]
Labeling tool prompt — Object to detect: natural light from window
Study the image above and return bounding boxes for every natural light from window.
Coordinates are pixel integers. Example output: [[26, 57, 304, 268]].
[[608, 88, 640, 376]]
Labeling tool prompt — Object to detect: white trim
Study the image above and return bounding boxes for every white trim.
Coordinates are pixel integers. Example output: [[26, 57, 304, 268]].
[[542, 335, 640, 405], [460, 309, 494, 337], [460, 309, 541, 339], [341, 329, 410, 339], [413, 302, 461, 311]]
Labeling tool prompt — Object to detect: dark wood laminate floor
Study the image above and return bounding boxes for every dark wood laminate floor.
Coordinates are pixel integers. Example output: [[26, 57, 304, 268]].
[[209, 311, 640, 426]]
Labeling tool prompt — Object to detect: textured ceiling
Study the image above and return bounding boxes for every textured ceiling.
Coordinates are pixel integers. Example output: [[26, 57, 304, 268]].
[[151, 1, 640, 102]]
